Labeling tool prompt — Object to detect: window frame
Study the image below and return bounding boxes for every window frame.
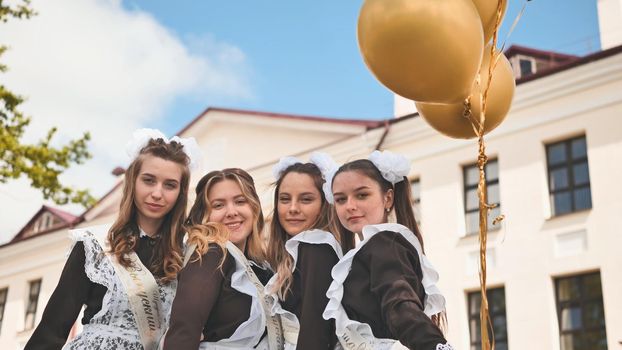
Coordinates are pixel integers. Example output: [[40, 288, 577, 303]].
[[513, 54, 537, 78], [0, 287, 8, 335], [463, 159, 501, 235], [467, 287, 509, 350], [24, 279, 42, 330], [554, 271, 608, 350], [545, 135, 592, 217]]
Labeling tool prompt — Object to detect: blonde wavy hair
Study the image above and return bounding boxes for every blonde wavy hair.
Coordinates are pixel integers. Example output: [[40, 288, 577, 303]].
[[108, 138, 190, 284], [267, 163, 335, 300], [185, 168, 268, 265]]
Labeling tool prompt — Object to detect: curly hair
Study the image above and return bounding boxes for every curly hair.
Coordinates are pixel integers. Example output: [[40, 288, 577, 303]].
[[108, 138, 190, 284], [185, 168, 268, 265]]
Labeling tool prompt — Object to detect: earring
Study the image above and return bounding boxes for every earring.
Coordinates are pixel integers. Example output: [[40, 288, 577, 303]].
[[385, 207, 391, 213]]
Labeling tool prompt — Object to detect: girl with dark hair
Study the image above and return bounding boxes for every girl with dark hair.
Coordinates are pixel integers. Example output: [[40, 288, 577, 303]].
[[163, 168, 279, 350], [323, 150, 453, 350], [26, 128, 201, 350], [265, 153, 342, 350]]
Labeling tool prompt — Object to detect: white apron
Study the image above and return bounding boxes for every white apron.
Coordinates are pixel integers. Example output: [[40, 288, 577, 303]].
[[64, 224, 176, 350], [264, 229, 343, 349], [198, 242, 283, 350], [322, 223, 451, 350]]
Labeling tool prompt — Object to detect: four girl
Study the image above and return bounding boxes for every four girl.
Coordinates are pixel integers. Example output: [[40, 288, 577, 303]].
[[27, 128, 453, 350]]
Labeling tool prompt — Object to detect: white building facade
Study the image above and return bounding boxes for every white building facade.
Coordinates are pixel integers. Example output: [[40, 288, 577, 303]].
[[2, 4, 622, 347], [389, 44, 622, 349]]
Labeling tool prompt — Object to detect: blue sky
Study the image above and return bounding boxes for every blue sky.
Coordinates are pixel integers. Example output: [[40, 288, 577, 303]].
[[0, 0, 603, 240], [123, 0, 601, 136]]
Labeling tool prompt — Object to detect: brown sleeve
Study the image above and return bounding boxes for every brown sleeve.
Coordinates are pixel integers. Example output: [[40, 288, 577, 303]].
[[368, 232, 447, 350], [296, 243, 339, 350], [163, 246, 227, 350], [25, 242, 91, 350]]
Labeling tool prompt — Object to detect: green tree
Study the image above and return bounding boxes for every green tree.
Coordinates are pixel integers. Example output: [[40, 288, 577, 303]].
[[1, 0, 95, 206]]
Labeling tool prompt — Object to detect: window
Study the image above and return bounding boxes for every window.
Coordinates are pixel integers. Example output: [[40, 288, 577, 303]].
[[468, 287, 508, 350], [0, 288, 8, 334], [546, 136, 592, 216], [24, 279, 42, 330], [519, 58, 535, 77], [463, 160, 501, 235], [34, 212, 55, 233], [410, 178, 421, 225], [555, 272, 608, 349]]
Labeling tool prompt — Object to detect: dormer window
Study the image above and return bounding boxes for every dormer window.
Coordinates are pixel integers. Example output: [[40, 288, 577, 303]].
[[517, 55, 537, 78], [33, 212, 54, 233], [505, 45, 579, 80], [519, 58, 534, 76], [13, 205, 81, 242]]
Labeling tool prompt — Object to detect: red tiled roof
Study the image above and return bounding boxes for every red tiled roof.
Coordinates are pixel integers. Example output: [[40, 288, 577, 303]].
[[6, 205, 83, 246], [44, 205, 81, 224]]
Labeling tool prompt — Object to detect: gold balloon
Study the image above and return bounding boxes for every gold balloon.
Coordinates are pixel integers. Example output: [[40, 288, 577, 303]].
[[472, 0, 508, 43], [358, 0, 484, 104], [416, 48, 515, 139]]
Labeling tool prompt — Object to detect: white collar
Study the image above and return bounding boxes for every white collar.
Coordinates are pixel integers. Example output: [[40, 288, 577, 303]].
[[139, 227, 157, 239]]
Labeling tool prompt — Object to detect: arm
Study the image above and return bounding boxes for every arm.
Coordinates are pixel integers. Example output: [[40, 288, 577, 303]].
[[368, 232, 447, 350], [297, 243, 339, 350], [163, 246, 226, 350], [25, 242, 92, 350]]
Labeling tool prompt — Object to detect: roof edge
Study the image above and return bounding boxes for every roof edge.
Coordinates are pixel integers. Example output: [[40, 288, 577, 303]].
[[175, 107, 385, 136], [517, 44, 622, 85]]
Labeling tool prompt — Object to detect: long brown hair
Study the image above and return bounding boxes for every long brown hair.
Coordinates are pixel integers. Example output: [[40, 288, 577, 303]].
[[185, 168, 267, 265], [108, 138, 190, 284], [267, 162, 335, 299], [331, 159, 446, 331]]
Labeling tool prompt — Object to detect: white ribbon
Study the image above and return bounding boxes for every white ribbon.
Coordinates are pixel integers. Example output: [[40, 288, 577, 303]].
[[125, 128, 203, 171], [368, 150, 411, 185], [309, 152, 339, 204], [272, 156, 303, 181], [272, 152, 339, 204]]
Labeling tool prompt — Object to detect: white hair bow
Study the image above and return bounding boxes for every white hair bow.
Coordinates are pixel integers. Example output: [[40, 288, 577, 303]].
[[271, 152, 339, 204], [125, 128, 202, 171], [272, 156, 303, 180], [368, 150, 411, 185], [309, 152, 338, 204]]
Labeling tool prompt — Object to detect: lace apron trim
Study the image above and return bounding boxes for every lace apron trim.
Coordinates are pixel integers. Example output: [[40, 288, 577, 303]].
[[322, 223, 448, 350], [264, 229, 343, 348]]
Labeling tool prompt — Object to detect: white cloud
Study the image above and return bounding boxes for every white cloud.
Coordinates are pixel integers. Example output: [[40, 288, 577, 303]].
[[0, 0, 253, 243]]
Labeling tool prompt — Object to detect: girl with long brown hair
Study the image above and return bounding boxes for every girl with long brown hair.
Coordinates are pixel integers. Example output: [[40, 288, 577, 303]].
[[265, 153, 342, 350], [163, 168, 278, 350], [323, 150, 453, 350], [26, 128, 200, 350]]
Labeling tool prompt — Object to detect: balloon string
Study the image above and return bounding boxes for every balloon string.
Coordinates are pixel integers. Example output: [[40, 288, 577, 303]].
[[499, 0, 529, 54], [476, 0, 513, 349], [477, 133, 491, 350]]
